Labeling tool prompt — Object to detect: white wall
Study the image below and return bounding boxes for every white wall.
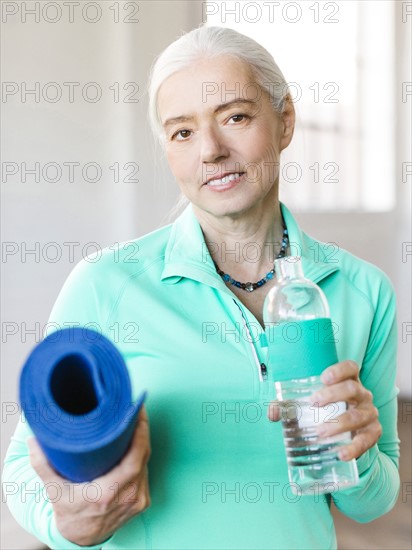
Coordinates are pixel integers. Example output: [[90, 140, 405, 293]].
[[1, 1, 410, 548]]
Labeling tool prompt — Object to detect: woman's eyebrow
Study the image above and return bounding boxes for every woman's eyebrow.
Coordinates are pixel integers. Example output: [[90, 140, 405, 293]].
[[163, 98, 257, 130]]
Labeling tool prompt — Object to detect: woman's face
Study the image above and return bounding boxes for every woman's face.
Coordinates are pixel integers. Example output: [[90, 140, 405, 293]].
[[157, 55, 294, 219]]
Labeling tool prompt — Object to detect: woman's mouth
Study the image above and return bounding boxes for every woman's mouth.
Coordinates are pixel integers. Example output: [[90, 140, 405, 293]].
[[204, 172, 245, 190]]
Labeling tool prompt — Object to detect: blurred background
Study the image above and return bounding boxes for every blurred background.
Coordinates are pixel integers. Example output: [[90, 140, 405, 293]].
[[1, 1, 411, 548]]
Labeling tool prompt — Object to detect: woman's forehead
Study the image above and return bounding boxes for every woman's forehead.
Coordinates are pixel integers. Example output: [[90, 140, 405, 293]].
[[158, 56, 261, 118]]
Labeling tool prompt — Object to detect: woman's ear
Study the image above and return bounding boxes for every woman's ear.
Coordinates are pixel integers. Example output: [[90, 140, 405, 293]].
[[280, 94, 295, 150]]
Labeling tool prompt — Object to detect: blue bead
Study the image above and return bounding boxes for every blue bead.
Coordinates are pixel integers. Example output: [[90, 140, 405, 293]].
[[223, 274, 230, 281], [267, 272, 274, 279]]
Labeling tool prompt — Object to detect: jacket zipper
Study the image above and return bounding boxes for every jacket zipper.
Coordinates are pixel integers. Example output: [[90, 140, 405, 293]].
[[232, 299, 268, 382]]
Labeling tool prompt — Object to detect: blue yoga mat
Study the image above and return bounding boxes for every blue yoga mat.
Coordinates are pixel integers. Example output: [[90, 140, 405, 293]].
[[19, 327, 146, 482]]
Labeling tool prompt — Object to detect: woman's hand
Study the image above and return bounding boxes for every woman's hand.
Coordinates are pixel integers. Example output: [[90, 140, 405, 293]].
[[267, 360, 382, 460], [28, 406, 151, 547]]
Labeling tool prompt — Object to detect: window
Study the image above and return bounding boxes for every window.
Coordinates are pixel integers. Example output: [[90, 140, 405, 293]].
[[205, 0, 396, 211]]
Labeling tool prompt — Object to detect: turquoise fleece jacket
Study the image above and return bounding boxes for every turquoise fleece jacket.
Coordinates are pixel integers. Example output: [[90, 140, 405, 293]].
[[3, 202, 400, 549]]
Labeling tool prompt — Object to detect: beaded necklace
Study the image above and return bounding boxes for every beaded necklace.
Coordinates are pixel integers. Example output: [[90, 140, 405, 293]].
[[213, 218, 289, 293]]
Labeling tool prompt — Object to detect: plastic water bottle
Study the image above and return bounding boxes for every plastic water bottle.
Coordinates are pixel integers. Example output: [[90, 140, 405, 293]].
[[263, 256, 359, 495]]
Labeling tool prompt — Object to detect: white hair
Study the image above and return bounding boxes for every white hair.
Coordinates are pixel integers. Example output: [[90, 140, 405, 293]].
[[147, 24, 290, 147]]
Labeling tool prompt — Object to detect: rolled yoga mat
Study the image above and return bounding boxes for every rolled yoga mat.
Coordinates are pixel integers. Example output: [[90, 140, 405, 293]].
[[19, 327, 146, 482]]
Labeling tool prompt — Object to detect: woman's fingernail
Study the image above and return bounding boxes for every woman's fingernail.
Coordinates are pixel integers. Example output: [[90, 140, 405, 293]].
[[322, 371, 333, 384], [338, 448, 349, 460]]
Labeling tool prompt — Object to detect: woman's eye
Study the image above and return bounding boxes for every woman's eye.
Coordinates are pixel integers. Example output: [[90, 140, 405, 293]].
[[171, 129, 192, 141], [170, 115, 248, 140], [229, 113, 249, 123]]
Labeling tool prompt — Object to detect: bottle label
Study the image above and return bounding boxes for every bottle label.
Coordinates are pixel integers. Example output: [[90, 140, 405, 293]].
[[266, 318, 338, 381]]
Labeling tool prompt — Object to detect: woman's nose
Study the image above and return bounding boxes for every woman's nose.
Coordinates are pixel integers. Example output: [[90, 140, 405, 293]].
[[200, 125, 230, 163]]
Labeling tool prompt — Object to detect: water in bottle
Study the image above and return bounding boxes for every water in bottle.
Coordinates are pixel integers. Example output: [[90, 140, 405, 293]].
[[263, 256, 359, 495]]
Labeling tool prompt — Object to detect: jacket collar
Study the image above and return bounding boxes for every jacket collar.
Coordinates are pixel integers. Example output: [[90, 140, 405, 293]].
[[160, 202, 339, 288]]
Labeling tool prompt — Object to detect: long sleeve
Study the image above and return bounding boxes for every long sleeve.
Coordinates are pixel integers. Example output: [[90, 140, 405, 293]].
[[2, 259, 114, 549], [2, 418, 108, 550], [332, 274, 400, 522]]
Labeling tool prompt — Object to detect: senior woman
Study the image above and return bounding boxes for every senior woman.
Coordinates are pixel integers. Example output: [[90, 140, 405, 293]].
[[3, 25, 399, 550]]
